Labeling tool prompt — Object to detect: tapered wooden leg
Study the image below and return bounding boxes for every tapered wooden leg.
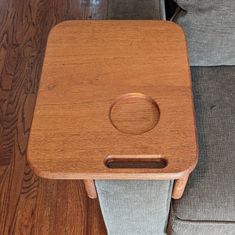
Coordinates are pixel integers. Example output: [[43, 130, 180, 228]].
[[172, 175, 189, 199], [83, 179, 97, 199]]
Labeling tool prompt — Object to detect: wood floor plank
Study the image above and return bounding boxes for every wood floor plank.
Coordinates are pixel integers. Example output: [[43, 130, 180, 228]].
[[0, 0, 107, 234]]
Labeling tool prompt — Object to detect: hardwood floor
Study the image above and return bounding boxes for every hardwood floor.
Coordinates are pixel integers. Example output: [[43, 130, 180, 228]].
[[0, 1, 107, 234], [0, 0, 161, 234]]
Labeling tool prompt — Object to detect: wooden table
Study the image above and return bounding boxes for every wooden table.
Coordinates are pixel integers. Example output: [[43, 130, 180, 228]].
[[27, 21, 197, 199]]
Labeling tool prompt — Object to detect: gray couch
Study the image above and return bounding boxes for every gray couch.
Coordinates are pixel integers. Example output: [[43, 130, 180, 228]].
[[169, 1, 235, 234], [169, 66, 235, 234], [96, 1, 235, 234]]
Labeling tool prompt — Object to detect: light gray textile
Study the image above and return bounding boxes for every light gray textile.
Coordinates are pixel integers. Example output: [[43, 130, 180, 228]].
[[168, 210, 235, 235], [96, 180, 173, 235], [107, 0, 164, 20], [173, 66, 235, 222], [96, 2, 171, 235], [174, 0, 235, 66]]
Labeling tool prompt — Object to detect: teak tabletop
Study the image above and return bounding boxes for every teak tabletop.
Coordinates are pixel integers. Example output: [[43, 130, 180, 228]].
[[28, 21, 197, 196]]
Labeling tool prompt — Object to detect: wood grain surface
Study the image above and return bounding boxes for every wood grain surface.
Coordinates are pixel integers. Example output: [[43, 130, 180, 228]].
[[28, 20, 197, 180], [0, 0, 186, 234]]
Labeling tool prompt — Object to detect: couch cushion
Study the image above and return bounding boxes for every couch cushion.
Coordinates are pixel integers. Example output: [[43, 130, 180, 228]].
[[175, 1, 235, 66], [173, 66, 235, 221], [169, 212, 235, 235]]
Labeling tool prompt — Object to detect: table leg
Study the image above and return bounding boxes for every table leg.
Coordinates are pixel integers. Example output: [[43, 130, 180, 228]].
[[83, 179, 97, 199], [172, 174, 189, 199]]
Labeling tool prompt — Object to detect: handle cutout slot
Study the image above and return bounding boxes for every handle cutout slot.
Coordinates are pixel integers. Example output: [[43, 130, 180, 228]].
[[105, 158, 167, 169]]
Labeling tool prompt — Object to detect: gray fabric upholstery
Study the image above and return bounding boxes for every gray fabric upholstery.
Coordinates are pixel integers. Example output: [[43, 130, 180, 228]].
[[169, 210, 235, 235], [107, 0, 165, 20], [96, 2, 171, 235], [173, 66, 235, 221], [96, 180, 173, 235], [169, 66, 235, 234], [174, 0, 235, 66]]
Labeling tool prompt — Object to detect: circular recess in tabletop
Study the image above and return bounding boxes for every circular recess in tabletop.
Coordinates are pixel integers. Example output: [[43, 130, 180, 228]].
[[109, 93, 160, 135]]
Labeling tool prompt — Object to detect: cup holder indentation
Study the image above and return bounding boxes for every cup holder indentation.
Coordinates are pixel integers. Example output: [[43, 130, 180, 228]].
[[109, 93, 160, 135]]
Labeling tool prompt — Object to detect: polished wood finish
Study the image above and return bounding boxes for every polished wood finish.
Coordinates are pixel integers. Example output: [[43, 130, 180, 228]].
[[0, 1, 195, 233], [109, 93, 160, 135], [0, 1, 106, 234], [28, 21, 197, 182], [0, 1, 172, 234]]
